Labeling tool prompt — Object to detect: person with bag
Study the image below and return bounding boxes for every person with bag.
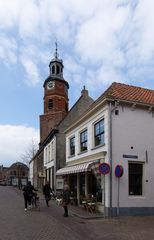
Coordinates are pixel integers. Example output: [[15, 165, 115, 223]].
[[43, 181, 54, 207], [62, 184, 70, 217], [23, 181, 37, 211]]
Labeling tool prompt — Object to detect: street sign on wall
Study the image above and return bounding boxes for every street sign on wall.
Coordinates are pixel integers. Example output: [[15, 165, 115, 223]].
[[99, 163, 110, 175]]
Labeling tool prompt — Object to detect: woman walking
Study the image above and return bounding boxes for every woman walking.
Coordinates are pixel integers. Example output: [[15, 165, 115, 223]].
[[43, 181, 54, 207], [62, 184, 70, 217]]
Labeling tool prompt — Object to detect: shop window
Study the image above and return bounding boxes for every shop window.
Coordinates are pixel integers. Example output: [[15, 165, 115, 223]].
[[80, 129, 87, 152], [88, 174, 98, 197], [70, 136, 75, 156], [80, 174, 85, 196], [129, 163, 143, 195], [94, 119, 104, 146]]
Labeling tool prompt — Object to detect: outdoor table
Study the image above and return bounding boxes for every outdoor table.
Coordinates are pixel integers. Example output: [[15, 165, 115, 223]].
[[87, 202, 96, 213], [82, 200, 87, 210]]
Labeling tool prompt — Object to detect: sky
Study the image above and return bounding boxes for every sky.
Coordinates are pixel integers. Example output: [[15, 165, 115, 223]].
[[0, 0, 154, 167]]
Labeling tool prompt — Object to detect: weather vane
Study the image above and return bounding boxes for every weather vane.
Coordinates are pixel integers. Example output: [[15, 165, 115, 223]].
[[54, 38, 59, 58]]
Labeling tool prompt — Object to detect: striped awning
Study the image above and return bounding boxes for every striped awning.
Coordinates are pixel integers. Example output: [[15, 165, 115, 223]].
[[56, 160, 100, 176]]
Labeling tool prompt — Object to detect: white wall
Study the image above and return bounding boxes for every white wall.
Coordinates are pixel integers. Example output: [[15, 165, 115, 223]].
[[65, 105, 111, 207], [29, 160, 33, 183], [112, 105, 154, 208], [44, 137, 56, 169], [66, 106, 109, 163]]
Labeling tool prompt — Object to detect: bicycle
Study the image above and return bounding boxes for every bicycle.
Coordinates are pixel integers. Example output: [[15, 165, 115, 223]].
[[31, 193, 40, 211]]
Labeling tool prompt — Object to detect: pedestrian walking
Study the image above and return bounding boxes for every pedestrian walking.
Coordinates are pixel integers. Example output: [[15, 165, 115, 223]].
[[62, 184, 70, 217], [43, 181, 54, 207], [23, 181, 37, 211]]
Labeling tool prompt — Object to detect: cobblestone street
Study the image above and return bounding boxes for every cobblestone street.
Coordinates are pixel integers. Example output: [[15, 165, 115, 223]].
[[0, 186, 154, 240], [0, 186, 87, 240]]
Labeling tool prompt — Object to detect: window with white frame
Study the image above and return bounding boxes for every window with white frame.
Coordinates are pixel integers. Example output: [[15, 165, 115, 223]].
[[51, 141, 54, 160], [48, 145, 50, 163], [70, 136, 75, 156], [129, 162, 143, 196], [94, 119, 104, 146], [45, 148, 47, 164], [80, 129, 87, 152]]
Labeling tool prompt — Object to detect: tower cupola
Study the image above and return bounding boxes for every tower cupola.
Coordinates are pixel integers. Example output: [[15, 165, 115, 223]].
[[49, 42, 64, 79], [40, 43, 69, 143]]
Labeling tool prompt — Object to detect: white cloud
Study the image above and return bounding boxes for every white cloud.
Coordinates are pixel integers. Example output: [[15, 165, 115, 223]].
[[133, 0, 154, 61], [74, 1, 130, 62], [0, 0, 21, 30], [0, 125, 39, 167], [18, 1, 40, 40], [0, 34, 17, 65], [0, 1, 154, 94], [21, 57, 40, 86]]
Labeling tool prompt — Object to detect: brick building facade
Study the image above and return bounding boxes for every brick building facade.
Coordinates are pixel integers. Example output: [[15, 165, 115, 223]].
[[33, 46, 70, 189]]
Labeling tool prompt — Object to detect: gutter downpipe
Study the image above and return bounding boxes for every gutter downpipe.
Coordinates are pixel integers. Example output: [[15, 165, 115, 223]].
[[54, 136, 57, 196], [109, 102, 113, 218], [109, 100, 119, 217]]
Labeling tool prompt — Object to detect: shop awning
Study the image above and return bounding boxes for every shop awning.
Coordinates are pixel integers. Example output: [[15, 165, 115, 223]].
[[56, 160, 100, 176]]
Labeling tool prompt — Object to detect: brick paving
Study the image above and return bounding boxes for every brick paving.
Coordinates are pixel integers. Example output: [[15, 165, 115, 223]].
[[0, 186, 154, 240], [0, 186, 84, 240]]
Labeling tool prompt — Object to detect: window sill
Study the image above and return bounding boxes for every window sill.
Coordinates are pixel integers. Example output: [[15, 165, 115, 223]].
[[91, 144, 105, 151], [128, 195, 145, 199], [78, 150, 88, 155], [68, 155, 75, 159]]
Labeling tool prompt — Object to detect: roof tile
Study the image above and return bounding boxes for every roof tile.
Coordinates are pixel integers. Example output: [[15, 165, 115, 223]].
[[104, 82, 154, 105]]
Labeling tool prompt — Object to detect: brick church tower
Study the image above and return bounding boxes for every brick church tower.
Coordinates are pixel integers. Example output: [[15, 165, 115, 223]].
[[40, 44, 69, 143]]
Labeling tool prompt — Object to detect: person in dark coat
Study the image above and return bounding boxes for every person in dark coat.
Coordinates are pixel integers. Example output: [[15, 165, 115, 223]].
[[43, 181, 54, 207], [62, 184, 70, 217], [23, 181, 37, 211]]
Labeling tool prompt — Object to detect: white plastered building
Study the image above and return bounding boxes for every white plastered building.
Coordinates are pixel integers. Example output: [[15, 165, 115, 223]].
[[57, 82, 154, 217]]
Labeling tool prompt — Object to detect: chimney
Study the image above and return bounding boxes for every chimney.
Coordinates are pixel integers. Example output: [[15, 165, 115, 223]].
[[81, 85, 88, 97]]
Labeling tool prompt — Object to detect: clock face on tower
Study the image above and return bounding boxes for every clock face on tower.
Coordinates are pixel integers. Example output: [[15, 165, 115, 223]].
[[47, 81, 55, 89]]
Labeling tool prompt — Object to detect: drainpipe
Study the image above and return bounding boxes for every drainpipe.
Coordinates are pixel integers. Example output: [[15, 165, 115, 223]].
[[109, 103, 113, 217], [109, 101, 119, 217], [54, 136, 57, 195]]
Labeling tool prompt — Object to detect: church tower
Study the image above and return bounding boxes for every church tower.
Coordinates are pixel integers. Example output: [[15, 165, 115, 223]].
[[40, 44, 69, 143]]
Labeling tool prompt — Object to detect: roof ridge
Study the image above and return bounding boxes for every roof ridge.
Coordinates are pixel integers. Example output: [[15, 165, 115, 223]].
[[112, 82, 154, 93]]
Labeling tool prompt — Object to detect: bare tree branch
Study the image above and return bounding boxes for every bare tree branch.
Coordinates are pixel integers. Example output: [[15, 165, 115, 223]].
[[20, 139, 38, 166]]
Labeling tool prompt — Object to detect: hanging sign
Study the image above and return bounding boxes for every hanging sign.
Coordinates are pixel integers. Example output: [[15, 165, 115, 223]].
[[115, 165, 124, 178], [99, 163, 110, 175]]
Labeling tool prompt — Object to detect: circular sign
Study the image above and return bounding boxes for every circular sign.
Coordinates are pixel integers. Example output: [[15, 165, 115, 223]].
[[99, 163, 110, 175], [115, 165, 124, 178]]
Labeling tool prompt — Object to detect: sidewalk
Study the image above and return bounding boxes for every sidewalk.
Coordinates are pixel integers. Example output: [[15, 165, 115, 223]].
[[35, 190, 105, 219], [29, 188, 104, 219], [62, 203, 104, 219]]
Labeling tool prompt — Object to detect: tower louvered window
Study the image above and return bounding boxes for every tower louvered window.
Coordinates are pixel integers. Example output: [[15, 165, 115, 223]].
[[48, 99, 53, 109]]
